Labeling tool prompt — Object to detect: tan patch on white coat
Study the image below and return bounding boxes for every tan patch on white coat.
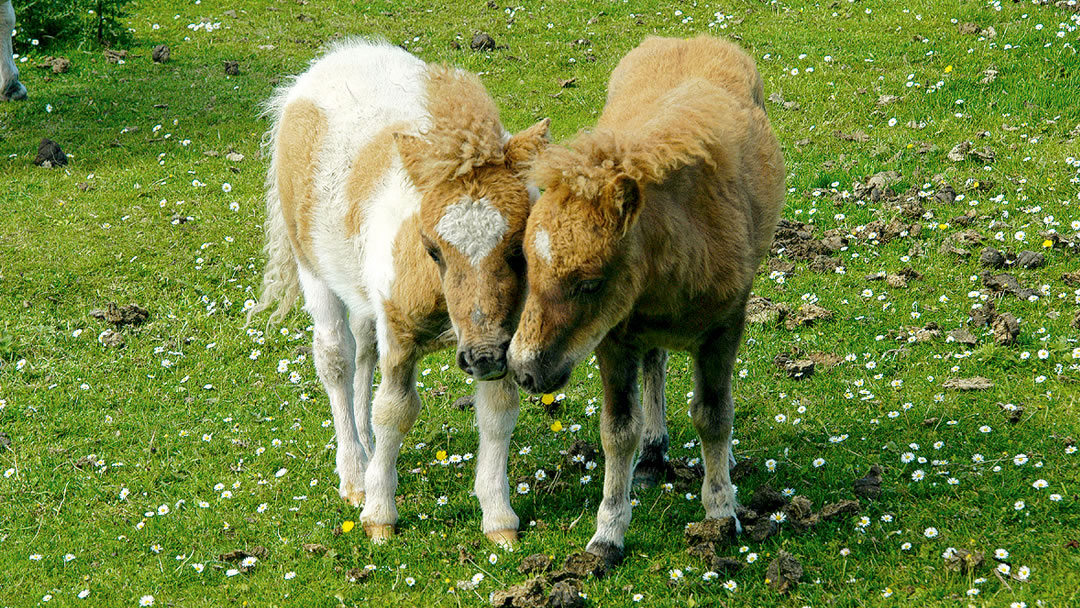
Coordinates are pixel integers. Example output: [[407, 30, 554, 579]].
[[276, 98, 327, 268], [345, 122, 408, 239]]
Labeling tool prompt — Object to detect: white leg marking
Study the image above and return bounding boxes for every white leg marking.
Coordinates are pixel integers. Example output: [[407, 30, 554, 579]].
[[587, 384, 641, 558], [298, 268, 364, 506], [473, 377, 520, 544], [434, 196, 508, 266]]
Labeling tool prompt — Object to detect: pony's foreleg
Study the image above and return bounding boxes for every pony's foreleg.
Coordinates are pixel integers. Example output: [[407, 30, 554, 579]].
[[472, 376, 520, 548], [350, 315, 377, 476], [359, 348, 420, 543]]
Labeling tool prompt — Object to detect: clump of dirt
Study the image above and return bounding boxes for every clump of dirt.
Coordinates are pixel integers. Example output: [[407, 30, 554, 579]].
[[452, 395, 474, 411], [947, 328, 978, 345], [998, 402, 1025, 424], [566, 440, 599, 470], [1015, 250, 1045, 269], [223, 60, 240, 75], [518, 553, 553, 575], [0, 431, 11, 449], [853, 170, 900, 202], [97, 329, 125, 347], [492, 576, 584, 608], [746, 295, 790, 325], [684, 518, 737, 547], [471, 32, 502, 51], [558, 552, 607, 580], [853, 465, 883, 500], [991, 312, 1020, 345], [34, 138, 68, 168], [36, 56, 71, 73], [980, 246, 1006, 269], [784, 303, 833, 330], [781, 497, 861, 530], [968, 301, 1019, 345], [748, 484, 788, 514], [346, 566, 374, 583], [103, 49, 127, 64], [90, 303, 149, 328], [152, 45, 170, 63], [943, 377, 993, 391], [766, 551, 803, 594], [730, 457, 759, 481], [301, 543, 329, 555], [770, 219, 848, 262], [1073, 310, 1080, 331], [1041, 230, 1077, 251], [944, 548, 984, 574], [774, 353, 814, 380], [218, 546, 269, 562]]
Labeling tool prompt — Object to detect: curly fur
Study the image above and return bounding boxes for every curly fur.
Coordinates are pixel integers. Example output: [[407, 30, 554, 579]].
[[408, 66, 507, 188]]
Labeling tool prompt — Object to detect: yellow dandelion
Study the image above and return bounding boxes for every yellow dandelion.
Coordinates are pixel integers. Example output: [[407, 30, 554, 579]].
[[944, 64, 953, 73], [550, 420, 563, 432], [541, 394, 555, 405], [1042, 239, 1054, 248], [342, 520, 355, 533], [436, 450, 448, 461]]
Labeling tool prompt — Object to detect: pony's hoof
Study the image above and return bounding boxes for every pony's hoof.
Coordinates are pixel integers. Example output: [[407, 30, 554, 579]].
[[485, 528, 518, 549], [363, 523, 395, 543], [631, 462, 665, 489], [339, 484, 365, 507], [585, 540, 624, 572], [0, 80, 27, 102]]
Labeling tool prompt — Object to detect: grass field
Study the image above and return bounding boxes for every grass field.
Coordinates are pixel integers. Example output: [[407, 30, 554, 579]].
[[2, 0, 1079, 606]]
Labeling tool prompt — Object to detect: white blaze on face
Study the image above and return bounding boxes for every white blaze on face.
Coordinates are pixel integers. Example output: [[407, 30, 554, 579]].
[[434, 196, 509, 266], [533, 228, 553, 264]]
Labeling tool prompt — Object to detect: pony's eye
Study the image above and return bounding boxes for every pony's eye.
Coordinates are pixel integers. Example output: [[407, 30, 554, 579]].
[[572, 278, 604, 297], [507, 244, 526, 274], [426, 245, 443, 266]]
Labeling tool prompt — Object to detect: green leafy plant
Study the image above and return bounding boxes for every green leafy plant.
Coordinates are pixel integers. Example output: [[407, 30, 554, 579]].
[[15, 0, 133, 50]]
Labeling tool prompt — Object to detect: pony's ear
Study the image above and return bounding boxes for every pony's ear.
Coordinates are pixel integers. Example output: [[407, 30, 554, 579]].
[[504, 118, 551, 173], [394, 132, 433, 190], [602, 173, 643, 238]]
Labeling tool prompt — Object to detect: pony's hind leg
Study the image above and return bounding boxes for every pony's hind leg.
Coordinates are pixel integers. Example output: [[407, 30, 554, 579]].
[[360, 349, 421, 542], [633, 348, 669, 488], [691, 316, 746, 534], [298, 268, 364, 506], [473, 377, 520, 548], [350, 315, 377, 474]]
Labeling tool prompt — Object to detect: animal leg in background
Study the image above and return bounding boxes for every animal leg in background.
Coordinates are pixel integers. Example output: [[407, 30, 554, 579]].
[[298, 268, 366, 506], [633, 348, 669, 487], [349, 315, 377, 476], [0, 1, 26, 101], [585, 338, 642, 567], [690, 312, 746, 532]]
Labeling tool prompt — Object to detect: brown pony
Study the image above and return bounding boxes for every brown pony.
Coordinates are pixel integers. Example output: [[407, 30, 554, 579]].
[[251, 39, 548, 547], [509, 35, 785, 565]]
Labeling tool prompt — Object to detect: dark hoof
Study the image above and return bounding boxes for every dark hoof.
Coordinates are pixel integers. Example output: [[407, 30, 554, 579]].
[[1, 80, 27, 102], [632, 461, 665, 489], [586, 541, 624, 571]]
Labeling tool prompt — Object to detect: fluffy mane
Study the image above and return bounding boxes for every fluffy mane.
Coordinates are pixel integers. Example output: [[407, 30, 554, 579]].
[[532, 78, 742, 199], [415, 66, 507, 182]]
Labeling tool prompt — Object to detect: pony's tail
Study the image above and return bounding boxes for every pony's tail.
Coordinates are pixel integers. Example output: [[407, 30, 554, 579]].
[[246, 86, 301, 327]]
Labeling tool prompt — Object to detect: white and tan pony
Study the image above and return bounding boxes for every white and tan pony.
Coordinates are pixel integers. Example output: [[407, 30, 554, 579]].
[[251, 39, 549, 547]]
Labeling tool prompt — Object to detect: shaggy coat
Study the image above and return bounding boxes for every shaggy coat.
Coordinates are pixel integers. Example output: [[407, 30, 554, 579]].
[[252, 39, 548, 547], [509, 35, 785, 565]]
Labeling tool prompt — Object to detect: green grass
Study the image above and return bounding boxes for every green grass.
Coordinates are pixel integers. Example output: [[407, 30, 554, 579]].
[[2, 0, 1080, 606]]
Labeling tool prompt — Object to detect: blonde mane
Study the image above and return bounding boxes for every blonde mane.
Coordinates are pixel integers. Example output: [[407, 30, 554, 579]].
[[414, 66, 507, 183], [533, 78, 745, 200]]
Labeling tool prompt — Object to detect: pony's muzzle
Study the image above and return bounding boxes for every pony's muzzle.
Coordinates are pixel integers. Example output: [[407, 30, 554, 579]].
[[458, 342, 509, 381]]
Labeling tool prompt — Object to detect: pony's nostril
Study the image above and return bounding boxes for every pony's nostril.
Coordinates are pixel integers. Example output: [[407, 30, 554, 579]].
[[456, 350, 470, 373]]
